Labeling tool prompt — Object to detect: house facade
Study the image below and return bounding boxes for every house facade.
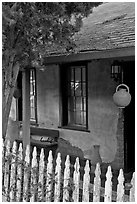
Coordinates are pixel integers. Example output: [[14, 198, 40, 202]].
[[7, 2, 135, 173]]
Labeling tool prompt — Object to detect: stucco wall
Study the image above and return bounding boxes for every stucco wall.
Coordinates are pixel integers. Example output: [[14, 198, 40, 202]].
[[36, 59, 121, 163], [6, 56, 134, 170], [87, 60, 119, 162], [37, 64, 59, 128]]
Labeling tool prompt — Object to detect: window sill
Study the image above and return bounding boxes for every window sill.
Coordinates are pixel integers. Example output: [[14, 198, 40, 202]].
[[30, 121, 39, 126], [18, 121, 39, 127], [58, 126, 90, 133]]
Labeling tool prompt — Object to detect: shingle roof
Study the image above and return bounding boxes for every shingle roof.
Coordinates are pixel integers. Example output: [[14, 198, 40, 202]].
[[46, 2, 135, 55], [74, 2, 135, 52]]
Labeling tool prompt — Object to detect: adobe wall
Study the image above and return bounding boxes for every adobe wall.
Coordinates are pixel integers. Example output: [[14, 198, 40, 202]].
[[36, 58, 125, 167], [8, 57, 133, 168], [37, 64, 59, 128]]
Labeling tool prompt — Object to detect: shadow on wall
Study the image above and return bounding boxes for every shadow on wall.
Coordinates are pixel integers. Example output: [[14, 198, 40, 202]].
[[56, 138, 84, 161]]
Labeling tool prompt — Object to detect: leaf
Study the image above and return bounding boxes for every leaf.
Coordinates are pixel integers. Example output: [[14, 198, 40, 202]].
[[2, 2, 102, 138]]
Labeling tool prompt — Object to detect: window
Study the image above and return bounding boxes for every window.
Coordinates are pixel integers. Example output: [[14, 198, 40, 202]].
[[30, 69, 37, 122], [60, 63, 88, 130], [17, 69, 37, 123]]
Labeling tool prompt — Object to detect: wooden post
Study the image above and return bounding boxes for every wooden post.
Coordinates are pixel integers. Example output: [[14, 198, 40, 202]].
[[22, 69, 30, 150]]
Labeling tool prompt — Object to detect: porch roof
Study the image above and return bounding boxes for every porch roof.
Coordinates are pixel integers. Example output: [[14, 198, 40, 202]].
[[43, 2, 135, 64]]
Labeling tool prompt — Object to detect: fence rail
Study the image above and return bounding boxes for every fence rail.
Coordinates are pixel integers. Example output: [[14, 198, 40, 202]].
[[2, 140, 135, 202]]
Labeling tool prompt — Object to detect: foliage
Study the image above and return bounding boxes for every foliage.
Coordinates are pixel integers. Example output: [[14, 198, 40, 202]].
[[2, 146, 75, 202], [2, 2, 101, 66], [2, 2, 102, 139]]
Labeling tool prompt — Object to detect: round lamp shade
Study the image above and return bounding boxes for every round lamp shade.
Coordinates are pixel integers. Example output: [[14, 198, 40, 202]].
[[113, 84, 131, 108]]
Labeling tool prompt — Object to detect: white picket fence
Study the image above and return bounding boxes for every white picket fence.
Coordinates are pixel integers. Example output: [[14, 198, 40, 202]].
[[2, 140, 135, 202]]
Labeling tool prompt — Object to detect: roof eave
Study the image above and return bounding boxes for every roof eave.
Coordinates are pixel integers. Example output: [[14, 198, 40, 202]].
[[43, 46, 135, 65]]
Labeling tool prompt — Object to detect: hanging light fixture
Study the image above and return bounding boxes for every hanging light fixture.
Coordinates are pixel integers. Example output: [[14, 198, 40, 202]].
[[111, 60, 122, 82], [111, 61, 131, 108], [113, 84, 131, 108]]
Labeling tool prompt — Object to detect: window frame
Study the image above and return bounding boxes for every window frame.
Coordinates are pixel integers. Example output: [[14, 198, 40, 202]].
[[60, 62, 88, 131], [16, 68, 38, 125], [30, 68, 38, 124]]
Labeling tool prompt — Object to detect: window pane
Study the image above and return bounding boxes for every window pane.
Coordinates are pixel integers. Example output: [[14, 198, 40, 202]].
[[83, 97, 86, 111], [62, 64, 87, 128], [76, 97, 82, 111], [71, 68, 74, 81], [75, 82, 81, 96], [30, 69, 36, 121], [82, 111, 86, 126], [70, 82, 75, 96], [82, 83, 86, 96], [68, 110, 75, 124], [82, 67, 86, 82], [68, 96, 75, 111], [76, 111, 82, 124], [31, 107, 35, 120], [75, 68, 81, 82]]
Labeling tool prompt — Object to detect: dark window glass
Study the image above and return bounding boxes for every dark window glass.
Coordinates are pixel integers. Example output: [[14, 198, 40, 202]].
[[17, 69, 37, 123], [61, 64, 88, 130], [30, 69, 37, 122]]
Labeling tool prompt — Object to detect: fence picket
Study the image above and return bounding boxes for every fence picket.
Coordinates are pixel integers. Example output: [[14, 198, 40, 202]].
[[9, 141, 17, 201], [72, 157, 80, 202], [93, 163, 101, 202], [38, 148, 45, 201], [2, 142, 135, 203], [63, 155, 70, 202], [54, 152, 62, 202], [3, 140, 11, 202], [82, 160, 90, 202], [45, 150, 53, 202], [116, 169, 124, 202], [30, 147, 38, 202], [104, 166, 112, 202], [23, 145, 30, 202], [129, 172, 135, 202], [16, 143, 23, 202]]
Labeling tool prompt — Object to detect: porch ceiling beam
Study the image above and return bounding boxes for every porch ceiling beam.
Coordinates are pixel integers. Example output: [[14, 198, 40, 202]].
[[43, 46, 135, 65]]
